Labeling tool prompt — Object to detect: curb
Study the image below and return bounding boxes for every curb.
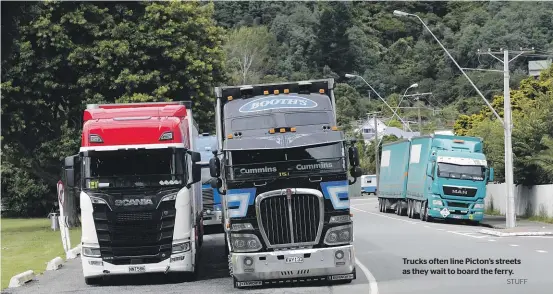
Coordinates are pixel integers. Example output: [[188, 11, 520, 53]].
[[46, 257, 64, 271], [8, 270, 35, 288], [479, 229, 553, 237], [66, 244, 81, 260]]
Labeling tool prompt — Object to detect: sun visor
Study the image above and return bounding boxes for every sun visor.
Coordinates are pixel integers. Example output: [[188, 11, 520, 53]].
[[223, 131, 344, 151]]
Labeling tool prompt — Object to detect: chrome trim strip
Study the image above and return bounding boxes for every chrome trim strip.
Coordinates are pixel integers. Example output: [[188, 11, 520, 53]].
[[255, 188, 324, 249]]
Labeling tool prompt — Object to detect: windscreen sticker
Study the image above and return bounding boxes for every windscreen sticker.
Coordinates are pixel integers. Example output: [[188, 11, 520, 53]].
[[226, 188, 256, 218], [320, 180, 349, 210], [238, 95, 318, 113]]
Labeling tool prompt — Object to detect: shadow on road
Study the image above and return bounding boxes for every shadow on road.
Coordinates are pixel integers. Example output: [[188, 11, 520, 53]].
[[93, 233, 230, 287]]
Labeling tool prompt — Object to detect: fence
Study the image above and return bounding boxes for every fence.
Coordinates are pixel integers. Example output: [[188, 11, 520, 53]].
[[485, 183, 553, 218]]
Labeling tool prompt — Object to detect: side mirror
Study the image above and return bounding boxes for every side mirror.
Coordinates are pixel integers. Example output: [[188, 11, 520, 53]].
[[488, 167, 494, 182], [189, 151, 201, 164], [191, 163, 202, 184], [64, 155, 76, 187], [350, 166, 362, 178], [426, 164, 434, 179], [348, 146, 359, 167], [211, 177, 222, 189], [209, 157, 221, 178]]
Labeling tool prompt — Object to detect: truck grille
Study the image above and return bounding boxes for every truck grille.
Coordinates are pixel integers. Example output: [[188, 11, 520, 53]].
[[202, 188, 214, 211], [442, 186, 477, 197], [257, 193, 322, 247], [92, 200, 175, 265]]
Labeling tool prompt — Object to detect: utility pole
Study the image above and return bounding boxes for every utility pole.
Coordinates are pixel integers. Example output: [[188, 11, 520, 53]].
[[374, 113, 379, 197], [418, 107, 422, 134], [477, 48, 533, 228]]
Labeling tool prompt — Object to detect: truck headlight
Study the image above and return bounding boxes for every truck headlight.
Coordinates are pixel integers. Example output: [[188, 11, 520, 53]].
[[324, 224, 353, 245], [82, 247, 101, 258], [161, 193, 177, 202], [432, 200, 443, 206], [474, 203, 484, 209], [231, 223, 253, 231], [230, 233, 262, 252], [172, 242, 191, 254], [329, 215, 351, 224]]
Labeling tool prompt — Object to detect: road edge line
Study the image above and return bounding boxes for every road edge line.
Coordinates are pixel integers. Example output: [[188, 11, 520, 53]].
[[355, 258, 378, 294]]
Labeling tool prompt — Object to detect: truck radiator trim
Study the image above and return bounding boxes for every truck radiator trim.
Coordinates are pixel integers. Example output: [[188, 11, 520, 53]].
[[255, 188, 324, 249]]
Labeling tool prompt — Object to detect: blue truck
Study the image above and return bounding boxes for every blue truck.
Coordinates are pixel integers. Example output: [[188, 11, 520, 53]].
[[197, 133, 224, 235], [378, 134, 494, 225]]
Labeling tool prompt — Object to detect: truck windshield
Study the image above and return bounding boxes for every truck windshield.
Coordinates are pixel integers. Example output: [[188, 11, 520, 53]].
[[437, 163, 485, 181], [228, 142, 345, 179], [83, 148, 186, 189]]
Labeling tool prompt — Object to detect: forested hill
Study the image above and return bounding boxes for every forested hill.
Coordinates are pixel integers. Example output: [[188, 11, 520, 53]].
[[2, 1, 553, 216]]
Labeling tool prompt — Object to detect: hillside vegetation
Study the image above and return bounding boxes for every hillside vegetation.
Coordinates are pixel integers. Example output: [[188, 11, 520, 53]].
[[2, 1, 553, 216]]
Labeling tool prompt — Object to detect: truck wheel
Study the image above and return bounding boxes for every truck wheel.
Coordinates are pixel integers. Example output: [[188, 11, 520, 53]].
[[378, 198, 383, 212], [419, 202, 425, 221], [224, 234, 230, 255], [408, 200, 413, 218], [84, 276, 102, 286]]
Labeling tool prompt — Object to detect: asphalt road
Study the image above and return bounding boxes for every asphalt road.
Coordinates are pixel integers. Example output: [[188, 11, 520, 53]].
[[4, 196, 552, 294], [351, 196, 553, 294]]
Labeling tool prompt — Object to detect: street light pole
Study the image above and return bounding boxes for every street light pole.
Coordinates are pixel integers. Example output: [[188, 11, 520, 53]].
[[391, 83, 419, 125], [345, 73, 414, 132]]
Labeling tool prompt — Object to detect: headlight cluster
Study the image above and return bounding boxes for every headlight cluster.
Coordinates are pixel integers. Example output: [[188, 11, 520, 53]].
[[324, 224, 353, 245], [474, 203, 484, 209], [230, 233, 262, 252], [432, 200, 443, 206], [172, 242, 191, 254], [83, 247, 101, 258]]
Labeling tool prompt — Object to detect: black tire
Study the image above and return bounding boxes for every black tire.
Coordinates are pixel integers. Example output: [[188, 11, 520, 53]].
[[84, 276, 102, 286], [378, 198, 383, 212], [408, 200, 413, 218], [419, 202, 425, 221]]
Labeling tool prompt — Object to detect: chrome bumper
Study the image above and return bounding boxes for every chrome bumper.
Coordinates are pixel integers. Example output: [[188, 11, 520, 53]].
[[203, 210, 223, 226], [231, 245, 355, 282]]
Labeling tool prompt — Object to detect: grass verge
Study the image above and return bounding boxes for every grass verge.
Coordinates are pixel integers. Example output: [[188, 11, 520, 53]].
[[527, 215, 553, 224], [1, 218, 81, 290]]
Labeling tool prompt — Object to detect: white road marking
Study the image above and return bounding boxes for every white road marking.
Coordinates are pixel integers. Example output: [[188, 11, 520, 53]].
[[520, 236, 553, 239], [424, 225, 430, 228], [351, 207, 418, 224], [488, 239, 496, 242], [536, 250, 548, 253], [355, 258, 379, 294], [446, 231, 487, 239], [510, 244, 519, 247], [351, 198, 378, 202], [437, 228, 446, 231]]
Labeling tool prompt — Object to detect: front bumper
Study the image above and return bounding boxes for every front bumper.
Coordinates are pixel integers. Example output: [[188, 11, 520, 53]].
[[203, 210, 223, 226], [81, 251, 193, 278], [231, 245, 355, 283], [428, 207, 484, 221]]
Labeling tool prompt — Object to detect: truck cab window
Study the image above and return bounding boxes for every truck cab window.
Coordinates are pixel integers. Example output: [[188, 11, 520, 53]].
[[437, 162, 485, 181]]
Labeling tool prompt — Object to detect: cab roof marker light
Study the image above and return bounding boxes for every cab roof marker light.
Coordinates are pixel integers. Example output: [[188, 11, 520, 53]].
[[263, 90, 269, 95], [227, 96, 233, 101], [319, 89, 325, 94], [331, 126, 339, 131], [291, 127, 296, 132], [227, 134, 233, 139], [279, 128, 286, 133], [453, 139, 465, 143], [269, 128, 275, 134], [159, 131, 173, 141], [274, 90, 279, 95], [90, 134, 104, 143], [284, 89, 290, 94]]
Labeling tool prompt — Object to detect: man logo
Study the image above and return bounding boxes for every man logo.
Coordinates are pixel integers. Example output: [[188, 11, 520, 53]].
[[452, 189, 468, 195], [114, 199, 154, 206], [238, 96, 318, 113]]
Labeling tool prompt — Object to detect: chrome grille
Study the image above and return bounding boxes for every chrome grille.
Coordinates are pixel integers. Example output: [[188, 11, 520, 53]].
[[256, 189, 323, 248], [202, 188, 214, 211]]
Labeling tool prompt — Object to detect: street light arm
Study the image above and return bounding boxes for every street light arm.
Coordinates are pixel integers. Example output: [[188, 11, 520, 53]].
[[354, 75, 415, 132], [391, 84, 417, 122], [412, 14, 505, 126]]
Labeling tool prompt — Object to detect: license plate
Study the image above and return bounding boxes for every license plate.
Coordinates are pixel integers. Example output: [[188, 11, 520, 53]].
[[329, 274, 354, 280], [128, 266, 146, 272], [237, 281, 263, 287], [285, 256, 304, 263], [452, 215, 462, 219]]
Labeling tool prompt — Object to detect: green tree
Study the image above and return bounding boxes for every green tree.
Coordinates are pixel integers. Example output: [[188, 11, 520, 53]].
[[1, 1, 226, 216]]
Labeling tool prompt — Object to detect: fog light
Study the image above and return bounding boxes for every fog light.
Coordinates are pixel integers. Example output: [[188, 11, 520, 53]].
[[335, 250, 344, 260], [243, 257, 254, 266]]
